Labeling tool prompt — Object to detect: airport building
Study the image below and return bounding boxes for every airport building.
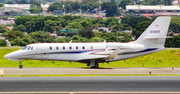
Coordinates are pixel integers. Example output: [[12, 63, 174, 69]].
[[0, 7, 29, 16], [126, 5, 180, 17]]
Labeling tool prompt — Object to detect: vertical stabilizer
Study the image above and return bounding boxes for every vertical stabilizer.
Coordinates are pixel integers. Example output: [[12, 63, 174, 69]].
[[134, 17, 171, 46]]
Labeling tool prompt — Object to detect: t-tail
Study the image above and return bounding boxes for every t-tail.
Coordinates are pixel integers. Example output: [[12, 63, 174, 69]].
[[134, 17, 171, 47]]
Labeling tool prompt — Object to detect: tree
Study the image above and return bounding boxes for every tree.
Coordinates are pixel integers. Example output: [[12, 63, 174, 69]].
[[45, 20, 61, 33], [128, 16, 151, 28], [12, 38, 37, 46], [0, 39, 6, 46], [163, 0, 172, 5], [141, 0, 162, 5], [78, 27, 94, 39], [113, 24, 123, 31], [101, 32, 119, 42], [30, 1, 42, 13], [118, 0, 133, 9], [0, 3, 4, 7], [71, 35, 88, 42], [102, 2, 118, 17], [13, 24, 26, 32], [121, 16, 130, 24], [28, 31, 54, 42], [117, 32, 132, 42], [80, 20, 92, 28], [4, 0, 14, 4], [6, 31, 26, 41], [122, 23, 133, 30], [88, 37, 104, 42], [168, 16, 180, 33], [0, 25, 6, 33], [65, 22, 83, 29], [165, 35, 180, 48], [26, 21, 35, 33], [132, 21, 151, 39], [99, 29, 107, 33], [105, 17, 119, 27]]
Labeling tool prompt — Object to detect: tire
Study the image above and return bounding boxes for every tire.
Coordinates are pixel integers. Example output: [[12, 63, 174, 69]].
[[95, 63, 99, 68], [19, 65, 23, 69]]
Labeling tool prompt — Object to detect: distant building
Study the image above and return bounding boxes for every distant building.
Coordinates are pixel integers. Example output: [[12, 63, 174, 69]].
[[4, 4, 50, 12], [0, 7, 29, 16], [98, 27, 113, 33], [126, 5, 180, 17], [0, 19, 15, 25]]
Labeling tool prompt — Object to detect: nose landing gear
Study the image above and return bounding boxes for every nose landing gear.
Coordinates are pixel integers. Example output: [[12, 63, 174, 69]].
[[19, 61, 23, 69]]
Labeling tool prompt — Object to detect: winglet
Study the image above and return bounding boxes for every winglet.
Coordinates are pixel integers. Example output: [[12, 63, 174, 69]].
[[105, 46, 120, 61]]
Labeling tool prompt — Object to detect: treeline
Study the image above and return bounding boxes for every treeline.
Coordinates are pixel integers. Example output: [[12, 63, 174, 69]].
[[1, 15, 180, 47], [0, 15, 133, 46]]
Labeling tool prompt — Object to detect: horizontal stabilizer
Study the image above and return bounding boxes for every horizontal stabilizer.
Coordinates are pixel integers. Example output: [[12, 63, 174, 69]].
[[144, 36, 166, 39]]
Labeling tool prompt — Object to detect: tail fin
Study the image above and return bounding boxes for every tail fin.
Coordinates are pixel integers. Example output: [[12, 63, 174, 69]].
[[134, 17, 171, 46]]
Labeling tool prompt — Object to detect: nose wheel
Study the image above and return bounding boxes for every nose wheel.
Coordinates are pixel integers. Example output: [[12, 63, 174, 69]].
[[19, 61, 23, 69]]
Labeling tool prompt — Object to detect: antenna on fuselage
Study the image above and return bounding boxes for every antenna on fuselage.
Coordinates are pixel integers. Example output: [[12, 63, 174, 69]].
[[69, 40, 73, 43], [103, 40, 106, 43]]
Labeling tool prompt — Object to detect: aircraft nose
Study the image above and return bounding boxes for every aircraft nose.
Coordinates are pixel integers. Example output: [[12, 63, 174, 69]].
[[4, 54, 10, 59]]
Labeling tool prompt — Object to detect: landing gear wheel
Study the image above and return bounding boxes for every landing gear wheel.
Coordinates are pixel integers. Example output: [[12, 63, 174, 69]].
[[19, 65, 23, 69], [94, 63, 99, 68], [19, 61, 23, 69], [90, 63, 99, 68]]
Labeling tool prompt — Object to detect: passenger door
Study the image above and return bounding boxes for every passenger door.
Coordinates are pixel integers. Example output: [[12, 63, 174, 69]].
[[41, 46, 48, 58]]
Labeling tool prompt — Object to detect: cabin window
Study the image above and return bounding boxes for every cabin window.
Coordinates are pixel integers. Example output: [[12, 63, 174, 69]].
[[69, 46, 72, 50], [76, 46, 78, 49], [21, 46, 28, 50], [56, 46, 59, 50], [31, 47, 33, 50], [50, 47, 52, 50], [27, 46, 31, 50], [63, 46, 65, 50], [82, 46, 85, 49], [91, 46, 93, 49]]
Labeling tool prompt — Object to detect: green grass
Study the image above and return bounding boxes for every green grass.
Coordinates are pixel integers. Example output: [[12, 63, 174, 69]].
[[1, 74, 180, 77], [0, 48, 180, 68]]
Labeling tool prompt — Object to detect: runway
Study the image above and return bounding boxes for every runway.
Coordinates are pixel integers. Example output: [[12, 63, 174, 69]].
[[0, 68, 180, 75], [0, 77, 180, 93]]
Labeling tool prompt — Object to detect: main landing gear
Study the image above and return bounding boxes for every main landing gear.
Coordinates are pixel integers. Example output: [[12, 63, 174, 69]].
[[19, 61, 23, 69], [91, 63, 99, 68], [87, 60, 99, 68]]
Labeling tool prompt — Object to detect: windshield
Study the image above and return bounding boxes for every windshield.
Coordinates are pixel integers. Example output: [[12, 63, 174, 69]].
[[21, 46, 28, 50]]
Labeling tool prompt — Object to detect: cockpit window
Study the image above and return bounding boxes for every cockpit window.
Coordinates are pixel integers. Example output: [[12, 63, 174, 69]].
[[27, 46, 31, 50], [21, 46, 28, 50], [31, 47, 33, 50]]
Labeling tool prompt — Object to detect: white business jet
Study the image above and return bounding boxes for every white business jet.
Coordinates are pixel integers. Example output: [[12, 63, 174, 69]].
[[4, 17, 171, 69]]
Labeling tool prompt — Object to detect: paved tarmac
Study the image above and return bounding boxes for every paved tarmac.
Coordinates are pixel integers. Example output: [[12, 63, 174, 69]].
[[0, 68, 180, 75], [0, 77, 180, 93]]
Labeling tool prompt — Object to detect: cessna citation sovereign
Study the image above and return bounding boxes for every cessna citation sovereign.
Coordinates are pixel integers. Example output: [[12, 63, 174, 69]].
[[4, 17, 171, 69]]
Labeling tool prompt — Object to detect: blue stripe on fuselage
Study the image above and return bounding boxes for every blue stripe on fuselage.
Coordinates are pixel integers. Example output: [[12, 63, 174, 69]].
[[47, 48, 158, 55]]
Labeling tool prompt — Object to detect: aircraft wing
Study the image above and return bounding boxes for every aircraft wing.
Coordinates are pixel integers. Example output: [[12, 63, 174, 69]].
[[77, 46, 120, 63]]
